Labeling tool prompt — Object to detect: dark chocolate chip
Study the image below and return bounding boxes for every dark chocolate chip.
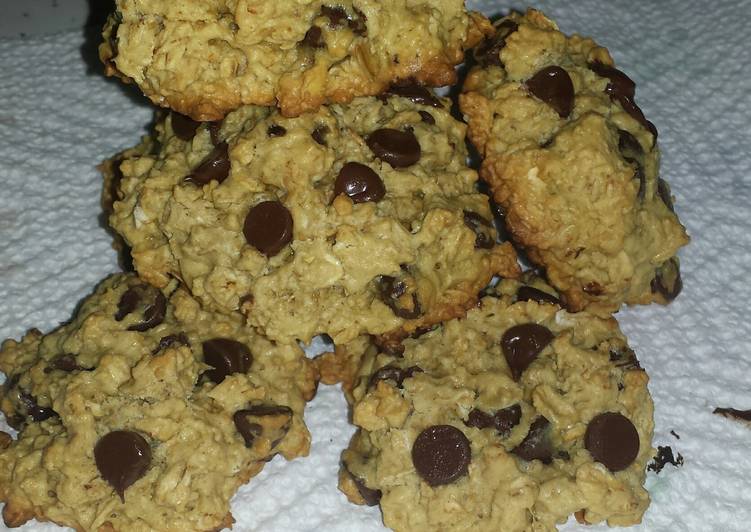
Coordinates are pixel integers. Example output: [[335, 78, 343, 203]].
[[585, 412, 640, 472], [589, 61, 636, 99], [465, 408, 495, 429], [233, 404, 292, 450], [267, 125, 287, 137], [151, 332, 189, 355], [300, 25, 324, 48], [171, 112, 200, 141], [647, 445, 684, 474], [385, 84, 442, 108], [462, 211, 495, 249], [411, 425, 471, 486], [525, 66, 574, 118], [45, 354, 80, 372], [334, 162, 385, 203], [473, 19, 519, 67], [609, 345, 642, 370], [617, 95, 658, 139], [713, 407, 751, 424], [494, 404, 522, 434], [321, 5, 347, 26], [342, 463, 382, 506], [348, 7, 367, 36], [377, 275, 422, 319], [516, 285, 560, 306], [651, 257, 682, 301], [184, 142, 231, 185], [617, 129, 643, 157], [419, 111, 435, 125], [19, 392, 58, 422], [243, 200, 294, 257], [512, 416, 553, 464], [94, 430, 152, 501], [368, 365, 422, 389], [657, 178, 675, 212], [366, 128, 421, 168], [115, 285, 167, 332], [312, 125, 329, 145], [501, 323, 554, 380], [202, 338, 252, 384]]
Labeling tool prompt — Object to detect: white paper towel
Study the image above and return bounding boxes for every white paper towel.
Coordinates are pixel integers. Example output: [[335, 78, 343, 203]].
[[1, 1, 750, 530]]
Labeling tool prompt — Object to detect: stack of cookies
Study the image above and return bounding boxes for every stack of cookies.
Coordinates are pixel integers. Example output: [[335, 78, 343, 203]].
[[0, 3, 688, 532]]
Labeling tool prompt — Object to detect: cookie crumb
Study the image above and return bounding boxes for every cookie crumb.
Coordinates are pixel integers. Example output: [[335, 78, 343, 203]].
[[713, 407, 751, 425], [648, 445, 684, 474]]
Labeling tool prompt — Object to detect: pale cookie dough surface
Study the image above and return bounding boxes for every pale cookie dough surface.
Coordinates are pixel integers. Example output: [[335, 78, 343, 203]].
[[0, 273, 317, 532], [109, 93, 519, 346], [340, 277, 654, 532], [460, 9, 689, 315], [100, 0, 491, 119]]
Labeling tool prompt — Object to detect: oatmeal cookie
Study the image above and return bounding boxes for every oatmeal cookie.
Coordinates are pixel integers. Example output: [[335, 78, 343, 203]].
[[108, 92, 519, 346], [460, 9, 688, 315], [340, 277, 654, 531], [0, 273, 317, 531], [100, 1, 491, 119]]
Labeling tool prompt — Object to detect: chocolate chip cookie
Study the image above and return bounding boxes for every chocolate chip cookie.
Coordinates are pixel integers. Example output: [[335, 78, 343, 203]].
[[0, 273, 317, 531], [100, 1, 492, 119], [460, 9, 689, 315], [108, 92, 520, 347], [340, 277, 654, 531]]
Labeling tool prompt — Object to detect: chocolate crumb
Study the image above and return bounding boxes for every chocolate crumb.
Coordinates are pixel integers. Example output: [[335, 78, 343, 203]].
[[647, 445, 684, 474], [713, 407, 751, 424], [670, 430, 680, 440]]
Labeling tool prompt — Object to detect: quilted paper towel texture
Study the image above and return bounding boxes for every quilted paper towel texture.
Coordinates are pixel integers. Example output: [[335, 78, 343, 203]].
[[1, 0, 750, 530]]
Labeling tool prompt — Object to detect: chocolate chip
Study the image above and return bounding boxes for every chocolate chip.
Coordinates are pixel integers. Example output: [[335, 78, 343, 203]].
[[94, 430, 152, 501], [267, 124, 287, 137], [151, 332, 189, 355], [366, 128, 421, 168], [651, 257, 682, 301], [713, 407, 751, 426], [300, 25, 324, 48], [202, 338, 252, 384], [585, 412, 640, 472], [465, 404, 521, 436], [343, 465, 382, 506], [334, 162, 385, 203], [207, 120, 223, 145], [501, 323, 554, 380], [171, 112, 200, 141], [45, 354, 80, 372], [411, 425, 471, 486], [321, 5, 347, 26], [312, 125, 329, 145], [377, 275, 422, 319], [516, 285, 560, 306], [462, 211, 495, 249], [657, 178, 675, 211], [19, 392, 58, 422], [512, 416, 553, 464], [368, 365, 422, 389], [243, 200, 294, 257], [647, 445, 684, 474], [609, 345, 642, 370], [464, 409, 495, 429], [233, 404, 292, 450], [474, 19, 519, 67], [184, 142, 231, 185], [419, 111, 435, 125], [115, 284, 167, 332], [384, 83, 442, 108], [348, 7, 367, 36], [618, 95, 658, 140], [583, 282, 604, 296], [525, 66, 574, 118], [617, 129, 643, 157]]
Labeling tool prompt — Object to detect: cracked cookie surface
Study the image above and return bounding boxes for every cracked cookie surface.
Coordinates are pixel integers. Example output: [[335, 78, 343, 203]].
[[340, 277, 654, 531], [460, 9, 688, 315], [109, 93, 519, 346], [0, 273, 317, 531], [100, 0, 491, 119]]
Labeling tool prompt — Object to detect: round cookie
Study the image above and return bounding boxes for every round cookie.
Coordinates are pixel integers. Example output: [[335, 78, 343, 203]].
[[339, 277, 654, 531], [108, 92, 520, 347], [0, 273, 317, 531], [100, 0, 492, 119], [460, 9, 689, 315]]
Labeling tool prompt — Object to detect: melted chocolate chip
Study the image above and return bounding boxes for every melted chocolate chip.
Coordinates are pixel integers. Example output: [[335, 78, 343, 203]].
[[202, 338, 252, 384], [651, 257, 682, 301], [300, 25, 324, 48], [267, 124, 287, 137], [411, 425, 471, 486], [501, 323, 554, 380], [312, 125, 329, 145], [233, 404, 292, 450], [512, 417, 553, 464], [384, 84, 442, 108], [334, 162, 385, 203], [617, 129, 643, 157], [184, 142, 231, 185], [474, 19, 519, 67], [657, 178, 675, 211], [321, 5, 347, 26], [465, 404, 521, 436], [171, 112, 200, 141], [368, 365, 422, 389], [609, 345, 642, 370], [151, 332, 189, 355], [618, 95, 658, 139], [94, 430, 151, 501], [419, 111, 435, 125], [243, 201, 294, 257], [207, 120, 223, 145], [516, 285, 560, 306], [583, 282, 604, 296], [585, 412, 640, 472], [463, 211, 495, 249], [45, 354, 80, 372], [19, 392, 58, 422], [343, 463, 382, 506], [713, 407, 751, 423], [366, 128, 421, 168], [348, 7, 367, 36], [115, 285, 167, 332], [377, 275, 422, 319], [647, 445, 684, 474], [525, 66, 574, 118]]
